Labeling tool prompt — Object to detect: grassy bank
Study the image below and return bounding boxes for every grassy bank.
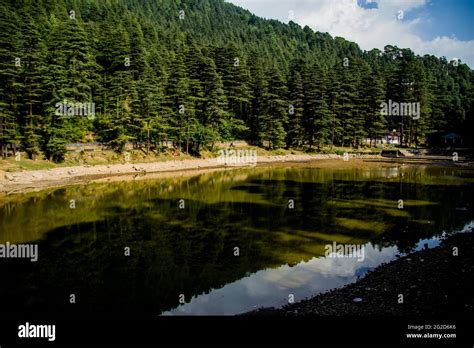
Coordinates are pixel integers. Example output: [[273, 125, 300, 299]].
[[0, 145, 382, 173]]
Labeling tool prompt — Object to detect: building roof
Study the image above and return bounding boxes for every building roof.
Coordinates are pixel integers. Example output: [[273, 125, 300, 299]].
[[442, 133, 463, 139]]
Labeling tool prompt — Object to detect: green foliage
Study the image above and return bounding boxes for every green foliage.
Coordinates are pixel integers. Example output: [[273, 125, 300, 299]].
[[0, 0, 472, 162], [46, 131, 67, 162], [286, 69, 305, 148]]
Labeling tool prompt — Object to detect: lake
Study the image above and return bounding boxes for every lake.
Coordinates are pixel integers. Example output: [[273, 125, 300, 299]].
[[1, 164, 473, 317]]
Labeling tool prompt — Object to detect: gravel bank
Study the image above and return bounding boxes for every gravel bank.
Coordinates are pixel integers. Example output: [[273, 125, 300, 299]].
[[248, 231, 474, 316]]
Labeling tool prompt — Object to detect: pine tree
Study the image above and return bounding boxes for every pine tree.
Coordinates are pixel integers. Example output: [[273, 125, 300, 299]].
[[128, 18, 151, 148], [214, 44, 252, 129], [198, 56, 229, 142], [185, 41, 206, 136], [164, 50, 194, 152], [410, 61, 430, 146], [43, 15, 98, 160], [247, 51, 267, 144], [302, 64, 332, 149], [352, 61, 369, 146], [286, 70, 305, 148], [363, 69, 387, 146], [261, 67, 287, 149], [18, 12, 46, 158], [333, 62, 360, 146], [326, 68, 344, 148], [96, 24, 134, 152], [0, 4, 21, 158], [137, 47, 167, 154], [385, 48, 419, 146]]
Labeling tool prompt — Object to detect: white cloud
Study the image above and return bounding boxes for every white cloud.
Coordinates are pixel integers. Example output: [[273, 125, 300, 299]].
[[227, 0, 474, 67]]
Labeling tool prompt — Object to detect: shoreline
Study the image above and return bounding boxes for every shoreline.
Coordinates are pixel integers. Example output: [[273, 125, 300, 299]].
[[0, 154, 471, 195], [246, 230, 474, 317], [0, 154, 367, 194]]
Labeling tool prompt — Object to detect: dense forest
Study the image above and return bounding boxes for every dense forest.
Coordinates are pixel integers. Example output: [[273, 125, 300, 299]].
[[0, 0, 473, 162]]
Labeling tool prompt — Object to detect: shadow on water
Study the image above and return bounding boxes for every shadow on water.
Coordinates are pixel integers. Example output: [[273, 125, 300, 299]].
[[0, 166, 473, 318]]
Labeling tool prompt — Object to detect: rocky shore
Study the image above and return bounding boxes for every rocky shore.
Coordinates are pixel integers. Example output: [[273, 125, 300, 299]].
[[248, 231, 474, 316]]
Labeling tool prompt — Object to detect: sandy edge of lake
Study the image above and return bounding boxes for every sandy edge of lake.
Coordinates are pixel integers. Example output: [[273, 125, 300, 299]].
[[0, 153, 464, 194]]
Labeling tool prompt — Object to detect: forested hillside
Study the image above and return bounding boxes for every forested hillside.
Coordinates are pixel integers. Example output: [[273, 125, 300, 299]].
[[0, 0, 473, 162]]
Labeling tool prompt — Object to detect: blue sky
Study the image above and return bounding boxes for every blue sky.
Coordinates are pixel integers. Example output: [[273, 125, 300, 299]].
[[410, 0, 474, 41], [227, 0, 474, 67]]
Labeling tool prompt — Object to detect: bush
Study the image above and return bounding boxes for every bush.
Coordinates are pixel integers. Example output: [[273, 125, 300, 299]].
[[46, 136, 67, 163]]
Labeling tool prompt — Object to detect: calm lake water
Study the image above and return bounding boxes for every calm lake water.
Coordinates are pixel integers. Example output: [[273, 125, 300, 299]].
[[1, 164, 473, 317]]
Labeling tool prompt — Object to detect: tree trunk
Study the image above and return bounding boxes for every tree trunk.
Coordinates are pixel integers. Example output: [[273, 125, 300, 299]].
[[147, 127, 150, 155], [400, 116, 404, 147]]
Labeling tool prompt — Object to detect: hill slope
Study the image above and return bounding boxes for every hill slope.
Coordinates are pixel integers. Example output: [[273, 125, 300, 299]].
[[0, 0, 473, 161]]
